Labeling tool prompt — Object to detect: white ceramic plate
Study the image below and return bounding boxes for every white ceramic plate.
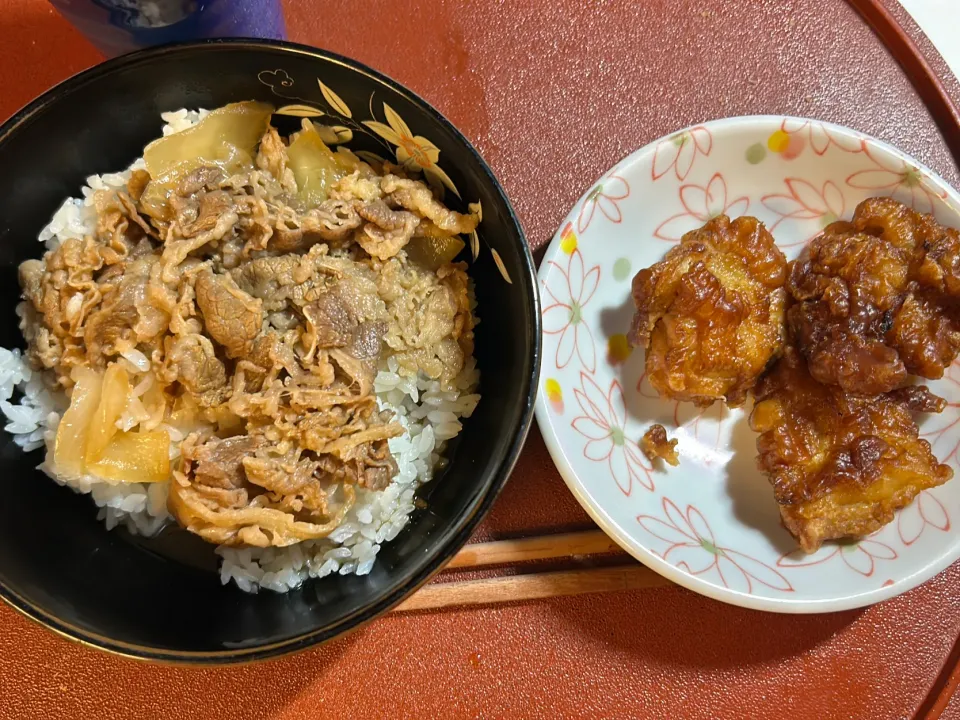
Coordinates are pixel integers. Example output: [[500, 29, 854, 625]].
[[535, 115, 960, 613]]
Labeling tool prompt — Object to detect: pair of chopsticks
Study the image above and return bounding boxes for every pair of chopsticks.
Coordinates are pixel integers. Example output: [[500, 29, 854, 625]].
[[392, 530, 670, 612]]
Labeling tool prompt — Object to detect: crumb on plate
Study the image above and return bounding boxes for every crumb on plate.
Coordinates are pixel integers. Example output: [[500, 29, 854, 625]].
[[640, 424, 679, 467]]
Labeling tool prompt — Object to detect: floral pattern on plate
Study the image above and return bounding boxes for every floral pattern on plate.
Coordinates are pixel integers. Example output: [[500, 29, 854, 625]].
[[779, 118, 864, 156], [777, 538, 898, 578], [897, 491, 951, 546], [761, 178, 846, 247], [541, 242, 600, 373], [651, 126, 713, 181], [535, 115, 960, 612], [576, 172, 630, 234], [571, 372, 654, 496], [654, 173, 749, 242], [638, 498, 793, 593], [847, 142, 950, 216]]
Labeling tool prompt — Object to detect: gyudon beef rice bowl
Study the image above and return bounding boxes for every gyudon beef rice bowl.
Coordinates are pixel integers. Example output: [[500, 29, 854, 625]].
[[5, 101, 482, 592]]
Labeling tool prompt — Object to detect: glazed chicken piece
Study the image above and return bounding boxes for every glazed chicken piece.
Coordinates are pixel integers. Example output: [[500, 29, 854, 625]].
[[628, 215, 788, 407], [788, 197, 960, 395], [750, 346, 953, 552]]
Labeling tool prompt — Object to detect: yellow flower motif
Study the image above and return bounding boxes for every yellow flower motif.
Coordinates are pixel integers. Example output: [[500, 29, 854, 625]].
[[363, 103, 460, 197], [559, 222, 578, 254], [545, 378, 564, 414]]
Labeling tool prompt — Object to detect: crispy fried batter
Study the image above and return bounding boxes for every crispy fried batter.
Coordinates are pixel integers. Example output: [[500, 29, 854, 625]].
[[750, 346, 952, 552], [640, 424, 679, 467], [788, 197, 960, 394], [628, 215, 788, 407]]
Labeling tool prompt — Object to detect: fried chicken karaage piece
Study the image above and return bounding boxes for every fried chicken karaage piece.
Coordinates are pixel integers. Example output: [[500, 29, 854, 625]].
[[640, 424, 679, 467], [750, 346, 952, 552], [628, 215, 788, 407], [788, 197, 960, 395]]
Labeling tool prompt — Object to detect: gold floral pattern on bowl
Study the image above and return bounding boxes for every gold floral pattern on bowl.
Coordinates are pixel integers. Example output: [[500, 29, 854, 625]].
[[257, 69, 505, 282]]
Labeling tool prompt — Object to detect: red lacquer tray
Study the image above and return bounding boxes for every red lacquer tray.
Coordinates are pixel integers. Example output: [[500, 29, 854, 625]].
[[1, 0, 959, 718]]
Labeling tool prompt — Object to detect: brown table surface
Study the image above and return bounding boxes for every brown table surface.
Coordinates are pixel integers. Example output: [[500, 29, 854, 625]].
[[2, 1, 960, 718]]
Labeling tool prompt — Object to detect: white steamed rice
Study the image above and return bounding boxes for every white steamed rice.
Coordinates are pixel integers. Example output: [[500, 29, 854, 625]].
[[1, 109, 480, 592]]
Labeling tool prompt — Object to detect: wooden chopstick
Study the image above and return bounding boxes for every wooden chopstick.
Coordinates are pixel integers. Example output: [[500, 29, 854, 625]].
[[393, 564, 668, 612], [388, 530, 665, 613], [443, 529, 623, 569]]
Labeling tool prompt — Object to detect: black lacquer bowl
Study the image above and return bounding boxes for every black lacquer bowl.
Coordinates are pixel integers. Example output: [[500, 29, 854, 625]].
[[0, 39, 539, 663]]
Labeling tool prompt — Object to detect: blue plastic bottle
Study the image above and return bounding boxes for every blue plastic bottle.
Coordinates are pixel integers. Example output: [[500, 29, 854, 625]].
[[48, 0, 287, 58]]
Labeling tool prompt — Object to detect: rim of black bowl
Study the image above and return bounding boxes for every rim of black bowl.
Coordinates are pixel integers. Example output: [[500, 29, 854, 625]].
[[0, 37, 541, 664]]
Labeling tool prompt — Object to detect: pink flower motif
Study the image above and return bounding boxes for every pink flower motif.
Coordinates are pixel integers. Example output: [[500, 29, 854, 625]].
[[846, 144, 948, 214], [780, 118, 863, 156], [920, 361, 960, 465], [571, 372, 653, 496], [654, 173, 750, 242], [777, 538, 897, 577], [542, 249, 600, 373], [925, 410, 960, 466], [761, 178, 846, 247], [678, 401, 727, 457], [897, 491, 951, 545], [576, 173, 630, 234], [636, 370, 662, 401], [637, 497, 793, 593], [652, 126, 713, 181]]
